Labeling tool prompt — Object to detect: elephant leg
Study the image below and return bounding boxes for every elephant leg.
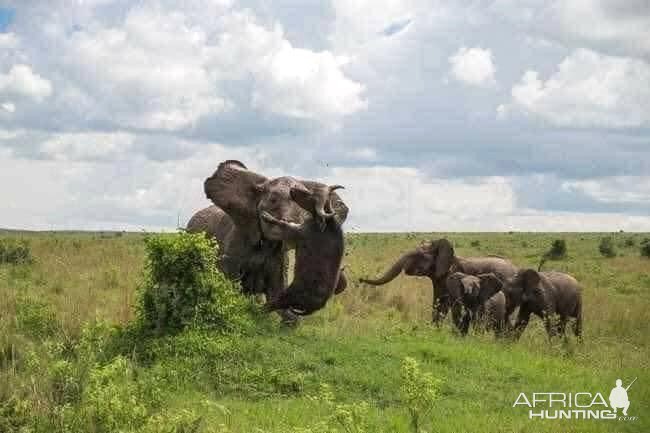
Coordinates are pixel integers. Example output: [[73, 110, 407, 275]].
[[264, 249, 298, 325], [451, 301, 463, 330], [513, 308, 531, 340], [432, 295, 450, 325], [573, 314, 583, 342], [542, 312, 556, 340], [458, 309, 472, 336], [334, 270, 347, 294], [556, 316, 568, 337]]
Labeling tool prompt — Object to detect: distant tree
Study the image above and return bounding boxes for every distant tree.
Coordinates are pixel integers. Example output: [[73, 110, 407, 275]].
[[641, 239, 650, 258], [599, 237, 617, 258], [538, 239, 567, 271]]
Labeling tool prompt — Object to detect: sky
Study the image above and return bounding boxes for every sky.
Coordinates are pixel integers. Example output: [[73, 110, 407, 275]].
[[0, 0, 649, 232]]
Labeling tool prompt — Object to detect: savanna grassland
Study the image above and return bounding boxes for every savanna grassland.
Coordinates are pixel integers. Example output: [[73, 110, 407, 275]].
[[1, 230, 649, 433]]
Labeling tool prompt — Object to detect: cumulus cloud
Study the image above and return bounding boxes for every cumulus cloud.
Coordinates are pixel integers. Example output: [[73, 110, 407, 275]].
[[491, 0, 650, 59], [322, 166, 515, 231], [2, 3, 365, 134], [506, 49, 650, 128], [0, 64, 52, 102], [448, 46, 496, 87], [39, 132, 136, 161], [562, 177, 650, 205]]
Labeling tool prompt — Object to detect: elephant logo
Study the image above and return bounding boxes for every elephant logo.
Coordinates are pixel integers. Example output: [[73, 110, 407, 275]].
[[609, 378, 635, 416]]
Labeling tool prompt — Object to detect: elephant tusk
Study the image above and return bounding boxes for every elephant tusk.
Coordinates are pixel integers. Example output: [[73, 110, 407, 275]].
[[261, 211, 304, 232]]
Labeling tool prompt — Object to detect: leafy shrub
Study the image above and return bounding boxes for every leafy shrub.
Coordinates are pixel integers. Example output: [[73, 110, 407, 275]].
[[598, 237, 617, 258], [0, 238, 33, 264], [641, 238, 650, 258], [79, 356, 148, 432], [470, 240, 480, 247], [547, 239, 567, 259], [16, 296, 58, 338], [623, 238, 636, 248], [401, 357, 440, 433], [136, 232, 254, 334], [0, 396, 32, 433], [307, 383, 370, 433], [49, 359, 83, 405], [140, 409, 205, 433]]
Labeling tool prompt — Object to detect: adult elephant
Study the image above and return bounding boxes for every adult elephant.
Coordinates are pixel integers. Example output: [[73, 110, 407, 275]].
[[446, 272, 506, 336], [508, 269, 582, 340], [359, 239, 519, 324], [187, 160, 348, 318]]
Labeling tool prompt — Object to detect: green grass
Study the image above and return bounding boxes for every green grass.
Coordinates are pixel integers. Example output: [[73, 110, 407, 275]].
[[1, 231, 649, 432]]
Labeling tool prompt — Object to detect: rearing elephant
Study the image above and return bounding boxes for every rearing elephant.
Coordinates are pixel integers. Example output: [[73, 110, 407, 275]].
[[187, 160, 348, 317], [360, 238, 519, 325]]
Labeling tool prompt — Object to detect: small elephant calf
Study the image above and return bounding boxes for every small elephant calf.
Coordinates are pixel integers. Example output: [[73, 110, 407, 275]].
[[507, 269, 582, 340], [446, 272, 507, 336]]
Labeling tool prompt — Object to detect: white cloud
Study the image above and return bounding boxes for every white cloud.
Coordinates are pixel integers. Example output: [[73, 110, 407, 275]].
[[508, 49, 650, 127], [491, 0, 650, 58], [39, 132, 136, 161], [323, 166, 515, 232], [26, 4, 366, 132], [1, 102, 15, 113], [562, 176, 650, 204], [0, 64, 52, 102], [0, 33, 19, 49], [448, 46, 496, 87]]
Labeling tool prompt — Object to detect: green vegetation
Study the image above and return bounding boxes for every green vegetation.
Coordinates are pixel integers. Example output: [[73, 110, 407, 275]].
[[1, 231, 649, 432], [547, 238, 567, 259], [598, 237, 617, 258], [0, 238, 32, 265], [136, 233, 255, 334], [641, 238, 650, 258]]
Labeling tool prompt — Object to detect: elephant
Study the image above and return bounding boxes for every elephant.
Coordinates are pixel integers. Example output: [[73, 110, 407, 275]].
[[507, 269, 583, 340], [360, 238, 519, 325], [261, 184, 346, 315], [187, 160, 348, 318], [445, 272, 506, 336]]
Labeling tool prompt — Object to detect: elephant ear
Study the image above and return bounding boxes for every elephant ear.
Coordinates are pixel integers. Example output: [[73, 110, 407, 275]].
[[522, 269, 541, 291], [445, 272, 465, 300], [434, 238, 455, 279], [204, 160, 267, 230], [459, 275, 479, 297], [478, 273, 503, 303]]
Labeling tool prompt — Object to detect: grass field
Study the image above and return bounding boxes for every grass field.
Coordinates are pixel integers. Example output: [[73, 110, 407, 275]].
[[1, 231, 648, 432]]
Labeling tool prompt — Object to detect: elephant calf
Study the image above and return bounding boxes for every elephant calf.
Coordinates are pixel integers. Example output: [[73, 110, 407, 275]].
[[446, 272, 506, 336], [507, 269, 583, 340]]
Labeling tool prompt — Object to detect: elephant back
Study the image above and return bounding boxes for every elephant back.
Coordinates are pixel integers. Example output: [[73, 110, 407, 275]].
[[186, 205, 233, 244]]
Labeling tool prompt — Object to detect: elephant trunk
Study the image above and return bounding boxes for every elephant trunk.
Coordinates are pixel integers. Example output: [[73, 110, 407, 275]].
[[360, 252, 413, 286], [314, 185, 345, 220]]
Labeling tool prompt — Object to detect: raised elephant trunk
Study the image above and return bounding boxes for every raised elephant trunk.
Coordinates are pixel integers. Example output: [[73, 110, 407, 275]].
[[360, 252, 413, 285], [314, 185, 345, 220]]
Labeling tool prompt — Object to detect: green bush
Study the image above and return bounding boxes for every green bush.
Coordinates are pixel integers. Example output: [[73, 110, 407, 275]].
[[401, 357, 440, 433], [641, 238, 650, 258], [0, 396, 32, 433], [470, 240, 480, 247], [77, 356, 148, 432], [0, 238, 33, 264], [623, 238, 636, 248], [547, 239, 567, 259], [16, 296, 58, 338], [136, 232, 254, 334], [598, 237, 617, 258]]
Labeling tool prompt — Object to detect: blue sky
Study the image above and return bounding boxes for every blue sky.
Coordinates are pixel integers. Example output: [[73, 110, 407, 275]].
[[0, 0, 649, 231], [0, 8, 13, 31]]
